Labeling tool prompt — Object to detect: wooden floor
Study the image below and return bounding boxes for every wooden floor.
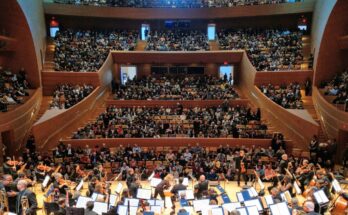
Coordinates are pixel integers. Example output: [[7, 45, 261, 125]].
[[26, 179, 347, 215]]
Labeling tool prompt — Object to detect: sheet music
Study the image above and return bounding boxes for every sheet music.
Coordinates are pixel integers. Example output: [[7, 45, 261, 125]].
[[109, 194, 118, 206], [124, 198, 140, 207], [148, 172, 155, 181], [314, 190, 329, 204], [258, 178, 265, 190], [244, 199, 263, 211], [248, 188, 258, 197], [137, 188, 152, 200], [193, 199, 210, 212], [117, 205, 138, 215], [294, 181, 301, 195], [222, 202, 242, 212], [236, 207, 248, 215], [147, 199, 155, 206], [76, 196, 92, 209], [211, 207, 224, 215], [182, 206, 193, 214], [42, 175, 50, 188], [93, 202, 108, 214], [182, 189, 194, 200], [155, 200, 164, 207], [183, 177, 189, 186], [76, 179, 84, 191], [150, 178, 162, 187], [236, 192, 244, 202], [246, 206, 259, 215], [150, 205, 162, 213], [115, 182, 123, 194], [269, 202, 291, 215], [91, 193, 105, 202], [332, 179, 342, 192], [265, 195, 274, 205]]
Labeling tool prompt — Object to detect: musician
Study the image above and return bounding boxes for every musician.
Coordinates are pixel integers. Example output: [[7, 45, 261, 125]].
[[84, 201, 98, 215], [55, 198, 67, 215], [303, 200, 320, 215], [16, 180, 38, 215], [235, 150, 248, 186], [280, 175, 294, 197], [170, 177, 187, 209], [270, 187, 282, 203], [194, 175, 209, 199], [278, 154, 288, 176], [126, 168, 136, 189], [129, 179, 141, 198], [315, 169, 331, 198], [2, 174, 18, 212], [154, 174, 173, 200]]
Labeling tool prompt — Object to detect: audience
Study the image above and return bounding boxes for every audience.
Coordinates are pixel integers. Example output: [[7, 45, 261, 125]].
[[114, 75, 239, 100], [259, 83, 303, 109], [219, 28, 303, 71], [0, 66, 30, 112], [72, 105, 268, 139], [146, 30, 209, 51], [322, 69, 348, 107], [53, 0, 296, 8], [54, 29, 138, 72], [50, 84, 94, 109]]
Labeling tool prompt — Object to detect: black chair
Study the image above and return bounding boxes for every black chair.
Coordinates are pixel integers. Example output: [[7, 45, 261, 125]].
[[43, 202, 59, 215], [66, 207, 84, 215]]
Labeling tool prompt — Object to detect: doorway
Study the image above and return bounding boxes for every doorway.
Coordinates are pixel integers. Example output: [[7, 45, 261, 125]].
[[219, 65, 234, 85], [120, 66, 137, 85]]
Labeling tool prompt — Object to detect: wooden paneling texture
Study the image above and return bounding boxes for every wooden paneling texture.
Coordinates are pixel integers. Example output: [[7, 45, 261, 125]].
[[0, 89, 42, 155], [44, 0, 315, 20], [239, 52, 319, 149]]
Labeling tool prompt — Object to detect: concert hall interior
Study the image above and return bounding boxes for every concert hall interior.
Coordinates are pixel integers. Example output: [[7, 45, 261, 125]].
[[1, 0, 348, 215]]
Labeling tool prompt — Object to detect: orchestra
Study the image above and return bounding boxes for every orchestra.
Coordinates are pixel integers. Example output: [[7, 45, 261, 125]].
[[0, 145, 347, 215]]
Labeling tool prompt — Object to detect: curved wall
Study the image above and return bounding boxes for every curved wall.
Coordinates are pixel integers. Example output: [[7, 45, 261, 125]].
[[43, 0, 315, 20], [239, 52, 319, 149]]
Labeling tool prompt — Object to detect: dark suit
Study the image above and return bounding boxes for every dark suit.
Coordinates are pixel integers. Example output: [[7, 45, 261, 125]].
[[195, 180, 209, 199], [16, 189, 38, 215], [84, 209, 98, 215]]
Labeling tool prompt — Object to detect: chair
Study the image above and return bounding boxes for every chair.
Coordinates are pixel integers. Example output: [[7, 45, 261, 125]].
[[66, 207, 84, 215], [43, 202, 59, 215]]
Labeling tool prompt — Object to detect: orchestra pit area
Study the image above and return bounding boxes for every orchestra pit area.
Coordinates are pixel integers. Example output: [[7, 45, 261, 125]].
[[1, 0, 348, 215]]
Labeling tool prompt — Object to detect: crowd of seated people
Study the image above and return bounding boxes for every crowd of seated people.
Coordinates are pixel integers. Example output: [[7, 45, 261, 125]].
[[49, 84, 94, 109], [259, 82, 303, 109], [0, 67, 30, 112], [219, 28, 303, 71], [54, 29, 138, 72], [53, 0, 296, 8], [145, 30, 209, 51], [322, 69, 348, 107], [4, 135, 343, 215], [114, 75, 239, 100], [72, 105, 268, 139]]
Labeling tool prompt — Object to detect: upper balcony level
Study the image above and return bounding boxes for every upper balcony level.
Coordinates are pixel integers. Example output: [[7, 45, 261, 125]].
[[43, 0, 315, 20]]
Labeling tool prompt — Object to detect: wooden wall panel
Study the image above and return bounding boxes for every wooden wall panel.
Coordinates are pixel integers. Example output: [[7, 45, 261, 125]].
[[33, 87, 106, 151], [0, 89, 42, 155], [41, 72, 100, 96], [61, 138, 277, 151], [105, 99, 250, 108], [314, 0, 348, 85], [312, 87, 348, 160], [239, 52, 319, 149], [254, 70, 313, 86], [44, 0, 315, 20], [0, 1, 41, 87]]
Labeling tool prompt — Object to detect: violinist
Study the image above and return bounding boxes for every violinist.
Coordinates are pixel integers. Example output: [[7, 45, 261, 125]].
[[235, 150, 248, 186], [280, 175, 294, 197], [154, 174, 173, 200], [315, 169, 331, 198], [170, 177, 187, 209], [129, 179, 141, 198], [52, 173, 68, 195]]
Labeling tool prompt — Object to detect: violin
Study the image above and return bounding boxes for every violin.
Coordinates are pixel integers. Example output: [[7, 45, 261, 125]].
[[37, 164, 52, 172]]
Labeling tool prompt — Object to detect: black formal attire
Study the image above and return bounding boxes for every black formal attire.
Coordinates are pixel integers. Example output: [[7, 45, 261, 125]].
[[154, 180, 170, 199], [194, 180, 209, 199], [5, 183, 18, 213]]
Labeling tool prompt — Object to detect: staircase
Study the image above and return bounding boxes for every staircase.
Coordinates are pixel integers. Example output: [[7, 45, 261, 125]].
[[209, 41, 220, 51], [33, 96, 52, 124], [135, 40, 147, 51], [43, 39, 55, 71], [302, 92, 328, 143]]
